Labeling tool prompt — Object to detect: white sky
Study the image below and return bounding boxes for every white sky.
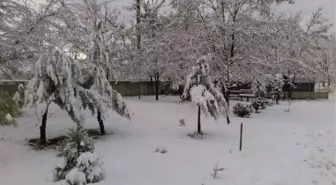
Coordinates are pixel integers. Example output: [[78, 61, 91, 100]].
[[108, 0, 335, 32], [276, 0, 336, 33], [34, 0, 335, 32]]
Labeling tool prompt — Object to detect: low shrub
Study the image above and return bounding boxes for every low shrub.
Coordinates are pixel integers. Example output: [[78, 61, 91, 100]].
[[233, 103, 251, 117], [251, 101, 261, 113], [0, 91, 22, 126]]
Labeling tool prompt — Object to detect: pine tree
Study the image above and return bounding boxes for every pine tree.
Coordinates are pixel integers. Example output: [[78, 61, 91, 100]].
[[181, 55, 228, 134], [54, 125, 104, 185]]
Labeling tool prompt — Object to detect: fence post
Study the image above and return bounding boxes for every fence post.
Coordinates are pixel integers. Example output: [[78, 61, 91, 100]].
[[239, 123, 243, 151]]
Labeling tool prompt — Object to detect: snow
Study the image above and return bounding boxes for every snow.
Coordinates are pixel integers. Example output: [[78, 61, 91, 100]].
[[76, 152, 104, 183], [0, 96, 335, 185], [4, 113, 13, 122], [2, 113, 16, 126], [66, 167, 86, 185]]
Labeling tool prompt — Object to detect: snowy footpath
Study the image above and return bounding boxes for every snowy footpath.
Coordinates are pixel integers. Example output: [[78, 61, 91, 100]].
[[0, 96, 335, 185]]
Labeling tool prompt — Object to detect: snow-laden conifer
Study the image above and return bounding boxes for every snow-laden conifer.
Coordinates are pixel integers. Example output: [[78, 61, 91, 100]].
[[181, 55, 228, 134]]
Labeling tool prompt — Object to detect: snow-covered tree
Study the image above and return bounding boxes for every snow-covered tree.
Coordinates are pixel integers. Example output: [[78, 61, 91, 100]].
[[54, 126, 104, 185], [132, 0, 168, 100], [56, 0, 132, 130], [0, 0, 64, 79], [181, 55, 228, 134], [24, 49, 129, 144]]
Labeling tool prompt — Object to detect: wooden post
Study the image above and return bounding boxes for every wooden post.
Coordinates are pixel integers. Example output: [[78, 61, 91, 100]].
[[239, 123, 243, 151], [197, 105, 201, 134]]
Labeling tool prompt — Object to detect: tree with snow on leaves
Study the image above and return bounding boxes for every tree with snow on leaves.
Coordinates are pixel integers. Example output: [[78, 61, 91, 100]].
[[181, 55, 228, 134], [24, 49, 129, 144]]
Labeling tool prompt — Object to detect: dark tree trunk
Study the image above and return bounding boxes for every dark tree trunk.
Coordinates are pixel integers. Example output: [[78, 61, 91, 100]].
[[136, 0, 141, 50], [40, 108, 48, 144], [289, 75, 295, 99], [226, 115, 231, 124], [150, 75, 153, 94], [225, 90, 230, 106], [155, 72, 160, 101], [276, 92, 280, 104], [179, 85, 184, 97], [197, 105, 201, 134], [137, 84, 141, 99], [220, 80, 230, 124], [288, 89, 292, 100], [97, 111, 105, 135]]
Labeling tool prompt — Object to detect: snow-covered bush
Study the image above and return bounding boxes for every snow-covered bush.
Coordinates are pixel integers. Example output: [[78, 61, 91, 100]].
[[0, 91, 21, 126], [54, 127, 104, 185], [0, 113, 17, 126], [256, 99, 267, 109], [251, 101, 261, 113], [246, 104, 255, 113], [251, 98, 268, 112], [233, 103, 251, 117], [13, 83, 25, 108], [181, 55, 228, 134], [258, 98, 274, 106]]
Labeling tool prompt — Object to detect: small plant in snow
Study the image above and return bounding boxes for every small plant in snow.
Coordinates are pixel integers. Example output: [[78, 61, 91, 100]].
[[188, 132, 206, 139], [179, 119, 186, 126], [0, 113, 17, 126], [258, 98, 273, 108], [233, 103, 251, 118], [154, 147, 168, 154], [251, 101, 261, 113], [13, 83, 25, 108], [256, 99, 267, 109], [211, 161, 226, 179], [181, 55, 228, 134], [54, 126, 104, 185]]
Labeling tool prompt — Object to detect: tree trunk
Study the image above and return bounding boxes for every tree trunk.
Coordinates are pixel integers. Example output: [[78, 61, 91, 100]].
[[155, 72, 159, 101], [276, 92, 280, 104], [150, 75, 153, 95], [137, 84, 141, 99], [220, 80, 230, 124], [97, 111, 105, 135], [136, 0, 141, 50], [40, 108, 48, 144], [197, 105, 201, 134], [179, 85, 184, 97]]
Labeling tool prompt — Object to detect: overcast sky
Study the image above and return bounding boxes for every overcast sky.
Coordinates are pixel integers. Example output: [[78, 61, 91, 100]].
[[276, 0, 335, 33], [107, 0, 335, 33], [34, 0, 335, 33]]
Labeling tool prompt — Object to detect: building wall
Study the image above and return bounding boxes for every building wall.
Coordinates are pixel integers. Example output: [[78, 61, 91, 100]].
[[291, 92, 329, 99], [0, 81, 163, 97]]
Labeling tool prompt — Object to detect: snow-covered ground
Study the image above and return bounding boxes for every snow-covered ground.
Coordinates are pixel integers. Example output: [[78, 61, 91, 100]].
[[0, 96, 335, 185]]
